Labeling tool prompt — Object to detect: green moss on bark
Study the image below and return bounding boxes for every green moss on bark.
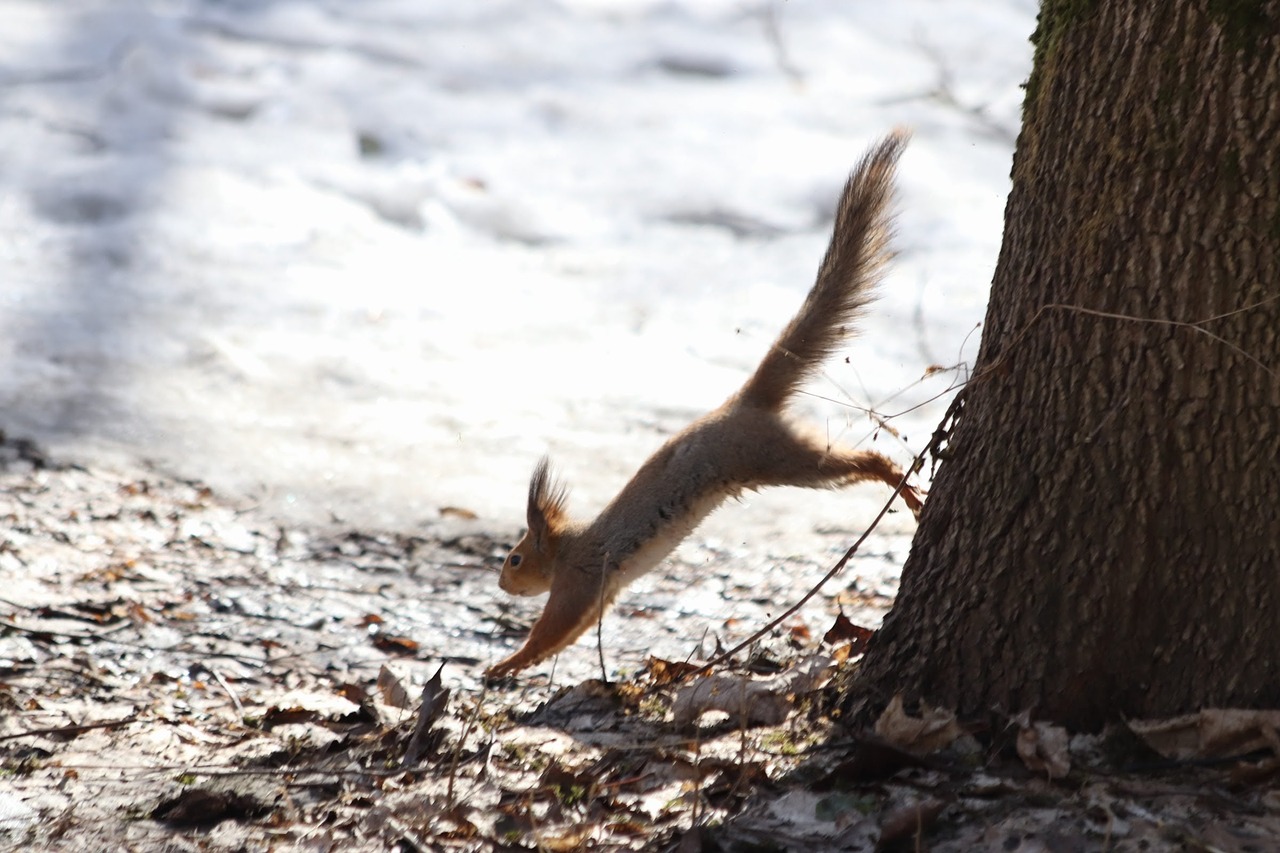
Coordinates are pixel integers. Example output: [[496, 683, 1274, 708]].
[[1025, 0, 1099, 113]]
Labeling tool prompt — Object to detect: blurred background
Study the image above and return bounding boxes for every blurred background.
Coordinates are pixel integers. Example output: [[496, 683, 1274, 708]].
[[0, 0, 1035, 552]]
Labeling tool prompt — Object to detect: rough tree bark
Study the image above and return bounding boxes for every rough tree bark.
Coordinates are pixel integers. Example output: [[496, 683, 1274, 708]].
[[850, 0, 1280, 730]]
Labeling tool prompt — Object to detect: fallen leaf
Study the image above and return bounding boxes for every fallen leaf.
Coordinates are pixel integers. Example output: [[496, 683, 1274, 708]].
[[1128, 708, 1280, 760], [666, 654, 834, 728], [402, 664, 448, 766], [0, 792, 38, 832], [335, 682, 381, 725], [822, 613, 874, 652], [671, 673, 792, 727], [260, 689, 363, 729], [258, 706, 322, 729], [874, 695, 965, 756], [371, 632, 420, 656], [527, 679, 620, 727], [377, 664, 413, 710], [644, 657, 701, 686], [1015, 713, 1071, 779]]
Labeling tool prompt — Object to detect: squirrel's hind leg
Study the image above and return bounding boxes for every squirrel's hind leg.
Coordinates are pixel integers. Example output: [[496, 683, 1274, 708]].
[[817, 447, 923, 518], [750, 426, 923, 518]]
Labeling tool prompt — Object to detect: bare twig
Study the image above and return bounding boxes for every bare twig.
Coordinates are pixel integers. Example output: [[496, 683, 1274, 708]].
[[206, 667, 244, 714], [761, 1, 803, 84], [0, 714, 139, 742], [1036, 298, 1279, 380], [597, 552, 611, 683], [0, 617, 131, 640], [446, 676, 487, 807]]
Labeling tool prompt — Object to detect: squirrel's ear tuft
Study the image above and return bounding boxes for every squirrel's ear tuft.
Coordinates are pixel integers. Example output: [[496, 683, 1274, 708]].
[[527, 457, 569, 551]]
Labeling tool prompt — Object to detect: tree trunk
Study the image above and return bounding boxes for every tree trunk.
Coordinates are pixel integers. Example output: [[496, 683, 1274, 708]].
[[851, 0, 1280, 730]]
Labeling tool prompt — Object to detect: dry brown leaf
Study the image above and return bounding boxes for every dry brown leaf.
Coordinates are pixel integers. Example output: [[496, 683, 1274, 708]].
[[671, 655, 835, 727], [376, 664, 413, 710], [335, 682, 381, 725], [671, 674, 792, 727], [822, 613, 874, 653], [370, 632, 420, 655], [1129, 708, 1280, 760], [402, 664, 449, 766], [873, 695, 965, 756], [1015, 713, 1071, 779], [260, 685, 369, 729], [644, 656, 702, 686]]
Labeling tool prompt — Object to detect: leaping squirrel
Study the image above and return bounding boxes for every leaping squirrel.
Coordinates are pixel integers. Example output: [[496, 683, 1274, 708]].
[[488, 132, 922, 678]]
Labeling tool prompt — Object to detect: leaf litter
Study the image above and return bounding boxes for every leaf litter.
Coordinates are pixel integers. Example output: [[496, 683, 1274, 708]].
[[1, 434, 1279, 850]]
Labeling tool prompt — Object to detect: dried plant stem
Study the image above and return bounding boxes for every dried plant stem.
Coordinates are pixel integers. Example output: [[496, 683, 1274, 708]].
[[597, 552, 611, 683]]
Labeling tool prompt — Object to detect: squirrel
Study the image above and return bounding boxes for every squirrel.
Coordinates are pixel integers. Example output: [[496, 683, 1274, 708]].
[[487, 131, 922, 678]]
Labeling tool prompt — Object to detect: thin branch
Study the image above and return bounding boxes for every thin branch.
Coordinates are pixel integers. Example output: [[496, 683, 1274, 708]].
[[1037, 299, 1279, 379], [597, 552, 611, 683], [761, 1, 803, 84], [0, 714, 138, 742], [207, 667, 244, 714]]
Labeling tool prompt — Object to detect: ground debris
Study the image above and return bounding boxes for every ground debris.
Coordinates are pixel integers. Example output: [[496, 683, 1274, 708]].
[[2, 443, 1278, 851]]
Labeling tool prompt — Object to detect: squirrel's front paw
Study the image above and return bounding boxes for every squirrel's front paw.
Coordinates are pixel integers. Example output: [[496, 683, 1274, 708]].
[[484, 662, 517, 680], [485, 649, 536, 680]]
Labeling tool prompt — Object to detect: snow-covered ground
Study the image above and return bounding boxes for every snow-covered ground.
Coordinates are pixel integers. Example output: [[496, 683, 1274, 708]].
[[0, 0, 1035, 555]]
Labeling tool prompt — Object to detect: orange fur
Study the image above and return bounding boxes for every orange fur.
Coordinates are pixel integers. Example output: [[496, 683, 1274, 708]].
[[488, 132, 922, 678]]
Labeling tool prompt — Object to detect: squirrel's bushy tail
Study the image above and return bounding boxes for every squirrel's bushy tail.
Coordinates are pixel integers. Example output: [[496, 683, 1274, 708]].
[[737, 131, 906, 411]]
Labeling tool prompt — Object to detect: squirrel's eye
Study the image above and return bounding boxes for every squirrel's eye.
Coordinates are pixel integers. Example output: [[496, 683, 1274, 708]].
[[509, 554, 522, 567]]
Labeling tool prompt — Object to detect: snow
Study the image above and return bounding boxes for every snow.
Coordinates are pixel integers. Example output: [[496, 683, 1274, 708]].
[[0, 0, 1037, 551]]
